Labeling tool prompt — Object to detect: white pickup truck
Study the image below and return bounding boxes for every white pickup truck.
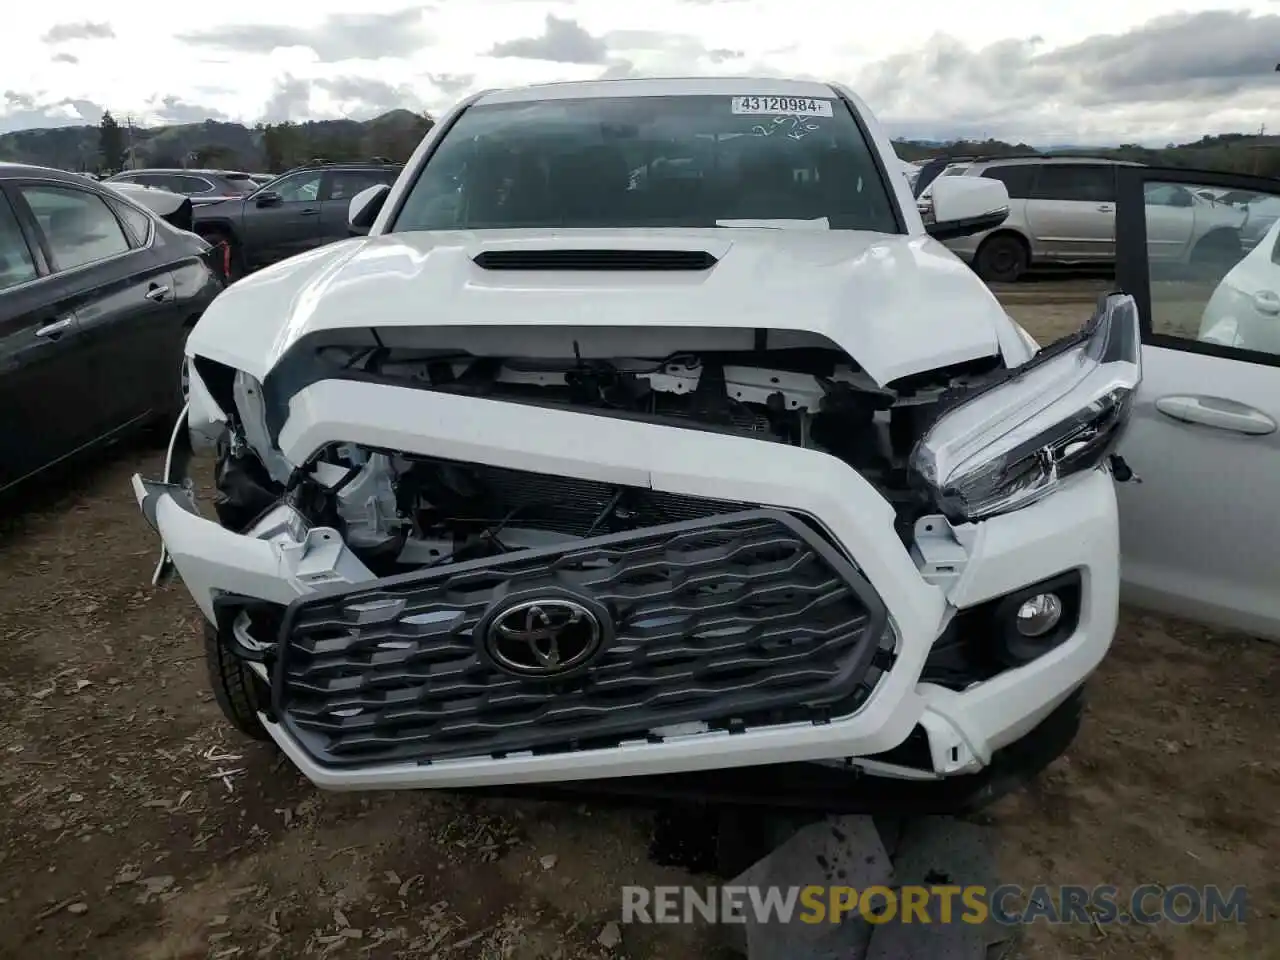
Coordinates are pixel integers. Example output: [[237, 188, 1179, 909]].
[[134, 77, 1189, 813]]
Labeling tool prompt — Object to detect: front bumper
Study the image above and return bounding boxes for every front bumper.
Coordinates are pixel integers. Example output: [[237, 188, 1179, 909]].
[[134, 382, 1120, 792]]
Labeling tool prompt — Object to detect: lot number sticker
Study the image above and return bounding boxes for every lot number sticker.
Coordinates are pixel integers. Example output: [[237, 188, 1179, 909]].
[[731, 96, 834, 118]]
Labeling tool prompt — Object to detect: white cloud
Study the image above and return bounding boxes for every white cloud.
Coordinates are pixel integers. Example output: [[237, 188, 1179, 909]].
[[2, 0, 1278, 143]]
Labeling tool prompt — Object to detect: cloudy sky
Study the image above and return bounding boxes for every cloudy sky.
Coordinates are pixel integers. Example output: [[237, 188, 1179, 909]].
[[3, 0, 1279, 144]]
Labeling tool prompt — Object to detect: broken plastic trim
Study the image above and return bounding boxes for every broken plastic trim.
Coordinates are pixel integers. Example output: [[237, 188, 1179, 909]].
[[142, 404, 197, 585]]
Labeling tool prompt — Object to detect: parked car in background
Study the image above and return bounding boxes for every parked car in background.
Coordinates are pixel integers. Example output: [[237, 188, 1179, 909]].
[[924, 156, 1246, 282], [103, 181, 196, 233], [104, 168, 259, 207], [0, 163, 224, 495], [1197, 213, 1280, 355], [1209, 190, 1280, 252], [1140, 181, 1249, 272], [190, 158, 402, 278]]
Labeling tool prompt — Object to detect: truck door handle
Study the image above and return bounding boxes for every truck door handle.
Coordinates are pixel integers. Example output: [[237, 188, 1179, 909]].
[[300, 208, 320, 216], [35, 316, 76, 339], [1096, 204, 1114, 212], [145, 284, 171, 302], [1252, 290, 1280, 316], [1155, 395, 1277, 435]]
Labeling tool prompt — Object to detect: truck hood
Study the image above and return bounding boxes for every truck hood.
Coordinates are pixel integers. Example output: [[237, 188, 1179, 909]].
[[187, 227, 1022, 386]]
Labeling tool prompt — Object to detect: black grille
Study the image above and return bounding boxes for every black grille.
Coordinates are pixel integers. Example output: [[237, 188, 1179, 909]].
[[272, 510, 891, 767], [472, 249, 718, 271]]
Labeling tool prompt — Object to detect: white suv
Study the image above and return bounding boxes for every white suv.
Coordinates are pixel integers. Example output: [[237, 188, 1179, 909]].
[[133, 78, 1145, 812], [929, 156, 1246, 282]]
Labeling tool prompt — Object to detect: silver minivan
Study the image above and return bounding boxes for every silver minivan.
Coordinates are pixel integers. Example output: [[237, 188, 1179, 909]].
[[921, 156, 1143, 282]]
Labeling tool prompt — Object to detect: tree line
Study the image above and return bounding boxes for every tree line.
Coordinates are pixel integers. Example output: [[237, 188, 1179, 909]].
[[892, 135, 1280, 179], [93, 109, 435, 175]]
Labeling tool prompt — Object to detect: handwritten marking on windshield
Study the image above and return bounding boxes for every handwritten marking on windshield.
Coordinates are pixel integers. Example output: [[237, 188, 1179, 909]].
[[750, 115, 823, 140]]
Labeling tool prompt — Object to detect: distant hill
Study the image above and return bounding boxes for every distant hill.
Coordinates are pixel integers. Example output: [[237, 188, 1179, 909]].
[[0, 109, 434, 173], [891, 133, 1280, 178]]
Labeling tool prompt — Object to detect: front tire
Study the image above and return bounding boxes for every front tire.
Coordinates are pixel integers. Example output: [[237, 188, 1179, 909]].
[[974, 233, 1029, 283], [203, 621, 271, 741]]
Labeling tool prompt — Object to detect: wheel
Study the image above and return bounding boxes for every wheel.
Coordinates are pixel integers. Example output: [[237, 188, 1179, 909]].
[[974, 233, 1029, 283], [203, 620, 271, 741]]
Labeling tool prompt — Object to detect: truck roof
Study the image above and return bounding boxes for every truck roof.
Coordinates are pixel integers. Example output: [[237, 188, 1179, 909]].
[[476, 76, 839, 106]]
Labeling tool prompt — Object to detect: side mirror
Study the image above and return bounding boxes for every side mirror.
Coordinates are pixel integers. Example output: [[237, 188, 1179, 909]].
[[925, 177, 1010, 242], [255, 191, 283, 208], [348, 183, 391, 236]]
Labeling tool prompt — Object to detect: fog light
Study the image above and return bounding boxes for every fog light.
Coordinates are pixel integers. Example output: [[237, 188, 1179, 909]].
[[1015, 593, 1063, 638]]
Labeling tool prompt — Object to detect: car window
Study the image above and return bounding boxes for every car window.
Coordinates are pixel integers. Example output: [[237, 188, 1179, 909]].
[[20, 185, 132, 271], [171, 175, 214, 195], [0, 194, 39, 291], [981, 164, 1036, 200], [323, 170, 394, 202], [133, 173, 170, 189], [1033, 165, 1115, 203], [392, 94, 901, 233], [1137, 177, 1280, 358], [106, 198, 153, 246], [273, 173, 322, 203]]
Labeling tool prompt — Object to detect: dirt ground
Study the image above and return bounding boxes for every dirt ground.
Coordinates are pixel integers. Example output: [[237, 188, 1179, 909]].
[[1, 278, 1276, 959]]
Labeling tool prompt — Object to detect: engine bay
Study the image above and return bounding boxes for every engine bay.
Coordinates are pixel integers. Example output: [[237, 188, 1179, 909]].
[[206, 344, 1003, 571]]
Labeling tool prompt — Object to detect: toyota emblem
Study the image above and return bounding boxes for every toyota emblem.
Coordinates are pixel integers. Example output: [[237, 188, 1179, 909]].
[[483, 598, 604, 678]]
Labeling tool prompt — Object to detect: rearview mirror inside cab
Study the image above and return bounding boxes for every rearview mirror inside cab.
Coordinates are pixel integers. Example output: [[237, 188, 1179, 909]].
[[925, 177, 1010, 242], [349, 184, 392, 237]]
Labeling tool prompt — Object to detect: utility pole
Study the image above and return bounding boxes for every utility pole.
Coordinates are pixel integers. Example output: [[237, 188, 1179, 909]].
[[125, 114, 135, 169]]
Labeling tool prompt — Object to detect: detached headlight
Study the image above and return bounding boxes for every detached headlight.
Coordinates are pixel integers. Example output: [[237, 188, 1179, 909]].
[[909, 293, 1142, 522]]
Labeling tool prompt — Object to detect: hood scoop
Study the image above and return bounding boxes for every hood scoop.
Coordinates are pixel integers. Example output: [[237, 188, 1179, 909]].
[[472, 249, 718, 271]]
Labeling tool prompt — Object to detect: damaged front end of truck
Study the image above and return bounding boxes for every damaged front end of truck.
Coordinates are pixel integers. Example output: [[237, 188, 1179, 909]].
[[134, 276, 1140, 814]]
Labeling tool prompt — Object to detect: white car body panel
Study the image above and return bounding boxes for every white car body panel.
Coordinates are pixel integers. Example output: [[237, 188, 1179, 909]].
[[1199, 217, 1280, 355], [1118, 347, 1280, 637], [187, 228, 1016, 389]]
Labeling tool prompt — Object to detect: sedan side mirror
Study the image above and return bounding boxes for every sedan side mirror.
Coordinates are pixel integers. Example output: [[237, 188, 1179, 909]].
[[349, 183, 391, 236], [925, 177, 1010, 242], [255, 191, 283, 208]]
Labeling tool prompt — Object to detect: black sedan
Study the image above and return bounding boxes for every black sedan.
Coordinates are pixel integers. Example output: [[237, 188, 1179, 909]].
[[0, 163, 224, 495]]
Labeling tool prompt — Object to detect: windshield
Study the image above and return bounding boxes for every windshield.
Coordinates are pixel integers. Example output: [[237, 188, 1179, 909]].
[[391, 94, 901, 233]]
